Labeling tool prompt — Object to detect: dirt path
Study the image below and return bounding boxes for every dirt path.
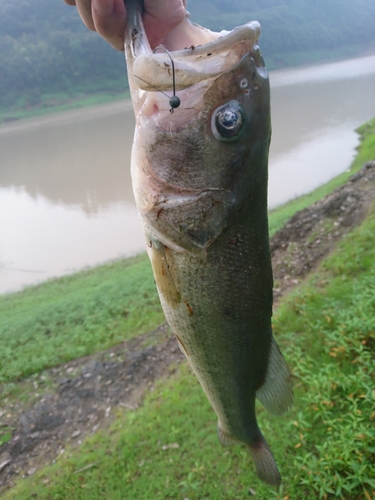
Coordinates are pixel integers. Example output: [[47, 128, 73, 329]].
[[1, 161, 374, 492]]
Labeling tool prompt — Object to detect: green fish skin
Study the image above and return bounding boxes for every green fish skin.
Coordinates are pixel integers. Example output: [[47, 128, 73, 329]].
[[124, 0, 293, 487]]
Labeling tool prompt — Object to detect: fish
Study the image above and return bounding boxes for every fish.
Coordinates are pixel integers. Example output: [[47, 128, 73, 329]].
[[123, 0, 293, 486]]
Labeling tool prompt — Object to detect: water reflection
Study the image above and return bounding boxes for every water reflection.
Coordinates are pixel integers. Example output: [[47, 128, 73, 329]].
[[0, 187, 145, 292], [270, 68, 375, 157], [0, 107, 135, 214], [268, 124, 358, 208], [1, 55, 375, 293], [268, 64, 375, 207]]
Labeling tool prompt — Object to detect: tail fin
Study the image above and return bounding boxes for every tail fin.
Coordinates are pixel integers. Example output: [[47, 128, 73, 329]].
[[247, 438, 281, 487], [256, 336, 293, 415], [218, 424, 282, 486]]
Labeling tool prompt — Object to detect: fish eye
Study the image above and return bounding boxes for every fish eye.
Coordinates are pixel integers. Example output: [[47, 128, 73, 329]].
[[212, 101, 245, 141]]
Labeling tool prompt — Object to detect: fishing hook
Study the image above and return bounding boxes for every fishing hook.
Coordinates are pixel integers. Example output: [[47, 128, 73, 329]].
[[133, 72, 181, 114], [133, 47, 181, 114], [153, 45, 181, 113], [152, 45, 181, 114]]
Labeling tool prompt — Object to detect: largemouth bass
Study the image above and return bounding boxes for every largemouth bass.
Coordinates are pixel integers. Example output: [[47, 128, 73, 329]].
[[124, 0, 293, 486]]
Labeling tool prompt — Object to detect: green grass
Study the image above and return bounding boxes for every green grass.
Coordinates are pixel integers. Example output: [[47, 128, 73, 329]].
[[0, 254, 164, 382], [3, 202, 375, 500]]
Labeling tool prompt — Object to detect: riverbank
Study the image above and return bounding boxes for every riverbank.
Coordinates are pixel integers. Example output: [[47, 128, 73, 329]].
[[0, 119, 374, 498], [0, 98, 134, 136], [0, 90, 130, 128], [2, 50, 374, 126], [3, 53, 373, 136]]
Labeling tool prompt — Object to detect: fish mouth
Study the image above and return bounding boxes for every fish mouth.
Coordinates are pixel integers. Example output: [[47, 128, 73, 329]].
[[124, 1, 262, 110]]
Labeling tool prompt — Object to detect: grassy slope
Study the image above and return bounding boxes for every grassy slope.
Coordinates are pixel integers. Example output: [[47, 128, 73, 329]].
[[0, 254, 164, 382], [1, 119, 374, 385], [3, 171, 375, 499]]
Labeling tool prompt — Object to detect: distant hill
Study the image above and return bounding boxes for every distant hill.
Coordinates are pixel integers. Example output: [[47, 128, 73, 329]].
[[188, 0, 375, 67], [0, 0, 125, 111], [1, 0, 374, 113]]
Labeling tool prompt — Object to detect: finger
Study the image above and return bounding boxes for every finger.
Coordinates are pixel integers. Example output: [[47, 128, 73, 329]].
[[92, 0, 126, 51], [143, 0, 186, 48], [63, 0, 77, 6], [75, 0, 96, 31]]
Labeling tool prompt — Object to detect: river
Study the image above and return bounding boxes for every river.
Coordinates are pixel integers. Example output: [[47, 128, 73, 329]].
[[1, 54, 375, 294]]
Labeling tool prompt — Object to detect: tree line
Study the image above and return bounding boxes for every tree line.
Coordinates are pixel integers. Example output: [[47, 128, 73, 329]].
[[1, 0, 374, 111]]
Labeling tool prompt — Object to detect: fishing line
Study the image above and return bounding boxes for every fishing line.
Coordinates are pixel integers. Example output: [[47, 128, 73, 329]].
[[134, 45, 181, 114], [133, 74, 171, 98]]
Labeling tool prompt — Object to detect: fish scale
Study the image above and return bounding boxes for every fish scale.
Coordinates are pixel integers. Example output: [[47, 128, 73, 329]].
[[124, 0, 293, 486]]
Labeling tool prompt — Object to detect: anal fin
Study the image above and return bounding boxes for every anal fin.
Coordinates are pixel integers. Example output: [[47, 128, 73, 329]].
[[256, 336, 293, 415]]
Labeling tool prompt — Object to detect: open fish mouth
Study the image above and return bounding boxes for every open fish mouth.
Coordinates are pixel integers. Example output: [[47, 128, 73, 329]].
[[124, 2, 264, 118], [130, 21, 261, 91]]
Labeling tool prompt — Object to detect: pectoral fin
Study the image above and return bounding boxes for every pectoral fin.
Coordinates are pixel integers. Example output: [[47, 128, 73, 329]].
[[256, 336, 293, 415], [148, 240, 181, 308], [217, 423, 237, 447]]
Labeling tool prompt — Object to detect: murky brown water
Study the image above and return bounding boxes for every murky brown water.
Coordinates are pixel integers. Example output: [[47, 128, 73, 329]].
[[1, 55, 375, 294]]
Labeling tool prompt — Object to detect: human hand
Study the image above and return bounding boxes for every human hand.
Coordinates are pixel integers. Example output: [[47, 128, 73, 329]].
[[63, 0, 186, 51]]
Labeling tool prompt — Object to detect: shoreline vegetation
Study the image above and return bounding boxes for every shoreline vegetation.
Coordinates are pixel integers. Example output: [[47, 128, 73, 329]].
[[0, 119, 374, 497], [0, 90, 130, 126], [1, 48, 373, 126]]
